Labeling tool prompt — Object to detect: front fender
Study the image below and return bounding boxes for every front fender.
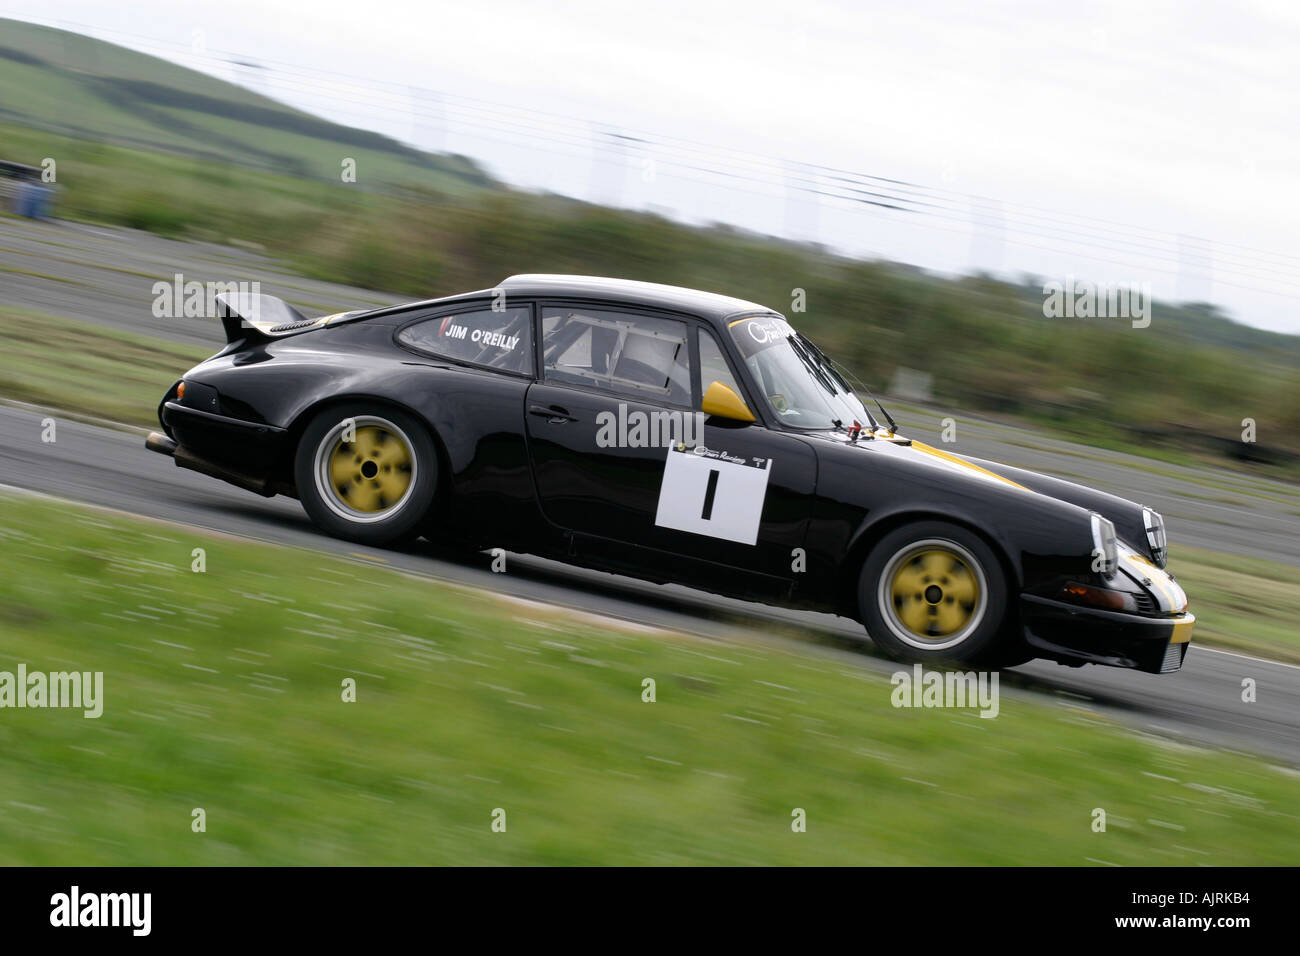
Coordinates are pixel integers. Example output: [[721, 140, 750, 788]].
[[802, 436, 1101, 615], [961, 455, 1149, 555]]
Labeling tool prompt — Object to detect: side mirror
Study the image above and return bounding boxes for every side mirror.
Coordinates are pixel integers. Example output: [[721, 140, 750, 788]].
[[701, 381, 756, 422]]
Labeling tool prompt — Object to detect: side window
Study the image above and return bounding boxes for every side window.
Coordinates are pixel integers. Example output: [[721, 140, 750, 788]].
[[541, 307, 691, 405], [697, 327, 743, 406], [397, 306, 533, 374]]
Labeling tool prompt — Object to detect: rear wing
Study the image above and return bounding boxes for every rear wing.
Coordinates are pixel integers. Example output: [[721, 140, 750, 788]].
[[215, 292, 361, 345]]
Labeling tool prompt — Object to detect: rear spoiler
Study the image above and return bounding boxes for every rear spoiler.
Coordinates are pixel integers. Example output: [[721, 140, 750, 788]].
[[215, 292, 360, 345]]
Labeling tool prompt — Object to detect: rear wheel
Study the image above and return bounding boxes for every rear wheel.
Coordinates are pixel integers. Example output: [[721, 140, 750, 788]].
[[858, 520, 1008, 666], [294, 404, 437, 545]]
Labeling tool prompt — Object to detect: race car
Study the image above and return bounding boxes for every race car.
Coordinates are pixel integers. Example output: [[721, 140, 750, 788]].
[[147, 274, 1193, 673]]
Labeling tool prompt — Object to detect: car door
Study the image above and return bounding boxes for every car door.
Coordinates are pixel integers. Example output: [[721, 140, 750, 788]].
[[391, 301, 542, 547], [524, 303, 816, 588]]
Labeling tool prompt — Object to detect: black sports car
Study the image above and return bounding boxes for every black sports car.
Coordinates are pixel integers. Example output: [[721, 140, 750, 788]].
[[147, 274, 1193, 673]]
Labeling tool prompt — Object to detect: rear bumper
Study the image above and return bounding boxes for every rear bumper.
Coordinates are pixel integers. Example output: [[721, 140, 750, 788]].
[[161, 400, 286, 476], [1020, 594, 1194, 674]]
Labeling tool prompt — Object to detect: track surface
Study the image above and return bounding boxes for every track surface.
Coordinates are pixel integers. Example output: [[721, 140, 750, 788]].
[[2, 403, 1297, 765], [0, 216, 403, 347]]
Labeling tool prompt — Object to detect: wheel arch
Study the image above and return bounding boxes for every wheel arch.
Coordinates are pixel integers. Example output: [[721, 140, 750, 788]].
[[836, 508, 1022, 625], [277, 393, 451, 503]]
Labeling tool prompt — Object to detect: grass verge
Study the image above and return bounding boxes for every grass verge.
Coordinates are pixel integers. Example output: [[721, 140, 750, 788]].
[[1168, 546, 1300, 664], [0, 307, 208, 428], [0, 493, 1297, 865]]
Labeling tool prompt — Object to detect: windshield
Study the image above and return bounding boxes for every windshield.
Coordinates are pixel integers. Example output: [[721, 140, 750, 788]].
[[727, 315, 873, 430]]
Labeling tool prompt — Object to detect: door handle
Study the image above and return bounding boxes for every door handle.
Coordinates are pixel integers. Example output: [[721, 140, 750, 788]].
[[529, 404, 577, 424]]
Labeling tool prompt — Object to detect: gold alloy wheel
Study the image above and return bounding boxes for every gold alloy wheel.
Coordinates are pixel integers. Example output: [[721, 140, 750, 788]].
[[878, 539, 988, 650], [313, 416, 417, 522]]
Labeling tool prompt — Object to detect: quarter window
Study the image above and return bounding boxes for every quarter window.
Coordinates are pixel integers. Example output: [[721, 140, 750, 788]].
[[697, 328, 743, 406], [541, 307, 692, 405], [398, 306, 533, 374]]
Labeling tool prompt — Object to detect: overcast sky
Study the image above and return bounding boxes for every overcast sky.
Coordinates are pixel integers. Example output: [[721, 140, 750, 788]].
[[6, 1, 1299, 332]]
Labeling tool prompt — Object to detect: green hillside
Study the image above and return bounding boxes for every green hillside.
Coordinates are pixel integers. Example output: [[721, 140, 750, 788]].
[[0, 18, 492, 191]]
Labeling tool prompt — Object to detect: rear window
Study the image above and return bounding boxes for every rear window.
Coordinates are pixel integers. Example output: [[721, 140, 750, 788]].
[[398, 306, 533, 374]]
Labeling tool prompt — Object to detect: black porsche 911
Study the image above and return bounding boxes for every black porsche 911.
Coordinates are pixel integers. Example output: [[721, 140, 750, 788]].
[[147, 274, 1193, 673]]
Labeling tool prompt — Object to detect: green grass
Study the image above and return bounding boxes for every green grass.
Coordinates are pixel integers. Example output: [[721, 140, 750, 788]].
[[0, 122, 397, 243], [1, 493, 1298, 865], [0, 308, 209, 428], [1169, 546, 1300, 664]]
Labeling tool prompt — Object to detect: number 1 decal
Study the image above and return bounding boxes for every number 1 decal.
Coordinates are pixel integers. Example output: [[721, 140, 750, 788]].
[[654, 446, 773, 545], [700, 469, 720, 520]]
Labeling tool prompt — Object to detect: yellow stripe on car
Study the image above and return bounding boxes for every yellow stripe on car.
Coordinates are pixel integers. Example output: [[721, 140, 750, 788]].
[[909, 441, 1029, 491]]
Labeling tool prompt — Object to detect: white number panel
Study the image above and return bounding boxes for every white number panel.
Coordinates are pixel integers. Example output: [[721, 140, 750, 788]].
[[654, 446, 773, 545]]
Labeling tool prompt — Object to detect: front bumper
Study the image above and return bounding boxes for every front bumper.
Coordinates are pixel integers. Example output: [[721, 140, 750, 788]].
[[1020, 594, 1194, 674]]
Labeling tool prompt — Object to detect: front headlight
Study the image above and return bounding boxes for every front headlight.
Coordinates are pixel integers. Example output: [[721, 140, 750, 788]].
[[1090, 513, 1118, 578], [1142, 506, 1167, 568]]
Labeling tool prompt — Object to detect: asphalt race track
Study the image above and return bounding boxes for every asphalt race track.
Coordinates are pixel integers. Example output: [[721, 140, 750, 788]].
[[0, 217, 403, 347], [1, 403, 1297, 766]]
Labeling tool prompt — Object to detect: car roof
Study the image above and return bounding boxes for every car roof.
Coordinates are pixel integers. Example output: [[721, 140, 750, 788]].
[[496, 274, 779, 323], [353, 274, 783, 329]]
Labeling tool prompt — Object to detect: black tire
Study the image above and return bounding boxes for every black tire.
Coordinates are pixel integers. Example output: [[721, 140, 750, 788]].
[[294, 403, 437, 546], [857, 520, 1008, 666]]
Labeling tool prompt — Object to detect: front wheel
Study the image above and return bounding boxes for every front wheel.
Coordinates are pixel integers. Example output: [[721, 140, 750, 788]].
[[858, 520, 1008, 666], [294, 404, 437, 546]]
